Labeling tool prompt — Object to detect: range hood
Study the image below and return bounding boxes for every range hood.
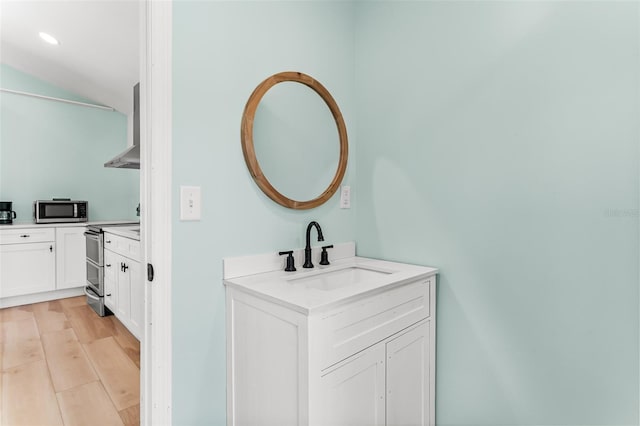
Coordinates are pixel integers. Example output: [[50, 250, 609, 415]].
[[105, 83, 140, 169]]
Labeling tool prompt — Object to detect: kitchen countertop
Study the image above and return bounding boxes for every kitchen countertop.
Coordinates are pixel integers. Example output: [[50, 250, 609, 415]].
[[0, 220, 139, 231], [103, 225, 140, 241]]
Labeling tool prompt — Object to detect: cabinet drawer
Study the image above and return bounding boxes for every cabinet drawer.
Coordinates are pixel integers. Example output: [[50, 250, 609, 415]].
[[103, 233, 140, 261], [316, 277, 432, 370], [0, 227, 55, 245]]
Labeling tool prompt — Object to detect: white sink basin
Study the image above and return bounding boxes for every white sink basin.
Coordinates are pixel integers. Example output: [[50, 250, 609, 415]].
[[288, 266, 392, 291]]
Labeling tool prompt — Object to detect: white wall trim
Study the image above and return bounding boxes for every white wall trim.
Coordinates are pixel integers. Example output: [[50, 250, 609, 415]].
[[0, 287, 84, 309], [141, 0, 172, 424]]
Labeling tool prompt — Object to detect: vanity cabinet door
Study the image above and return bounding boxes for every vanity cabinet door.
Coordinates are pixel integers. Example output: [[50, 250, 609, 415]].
[[319, 343, 386, 426], [386, 321, 431, 426]]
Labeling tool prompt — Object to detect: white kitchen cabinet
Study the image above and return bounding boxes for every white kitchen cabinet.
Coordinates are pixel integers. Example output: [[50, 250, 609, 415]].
[[0, 228, 56, 298], [105, 232, 142, 340], [225, 256, 436, 426], [0, 241, 56, 298], [115, 259, 131, 320], [128, 260, 143, 335], [55, 227, 87, 290], [103, 249, 117, 311]]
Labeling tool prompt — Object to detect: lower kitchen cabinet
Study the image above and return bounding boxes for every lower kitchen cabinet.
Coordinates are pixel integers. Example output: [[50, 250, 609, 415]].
[[0, 241, 56, 298], [0, 227, 56, 298], [104, 232, 143, 340], [128, 260, 144, 335], [104, 250, 117, 311], [55, 227, 87, 290], [116, 260, 131, 320]]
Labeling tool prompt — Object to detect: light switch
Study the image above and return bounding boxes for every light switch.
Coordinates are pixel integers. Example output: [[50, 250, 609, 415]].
[[180, 186, 201, 221], [340, 185, 351, 209]]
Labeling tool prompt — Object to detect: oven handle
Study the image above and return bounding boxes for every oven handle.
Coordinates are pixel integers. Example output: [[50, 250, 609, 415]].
[[84, 286, 100, 301]]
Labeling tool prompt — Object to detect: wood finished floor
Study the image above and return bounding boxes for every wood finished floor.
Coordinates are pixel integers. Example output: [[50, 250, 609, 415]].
[[0, 296, 140, 426]]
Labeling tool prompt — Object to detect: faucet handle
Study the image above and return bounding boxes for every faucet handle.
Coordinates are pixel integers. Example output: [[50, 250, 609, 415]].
[[278, 250, 297, 272], [319, 245, 334, 266]]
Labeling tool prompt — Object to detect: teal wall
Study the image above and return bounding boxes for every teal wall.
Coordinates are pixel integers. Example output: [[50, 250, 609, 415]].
[[172, 1, 639, 424], [354, 1, 639, 425], [0, 64, 139, 221], [172, 2, 356, 424]]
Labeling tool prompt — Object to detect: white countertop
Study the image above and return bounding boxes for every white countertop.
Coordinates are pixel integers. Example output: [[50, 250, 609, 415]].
[[0, 220, 139, 231], [103, 225, 140, 241], [224, 256, 438, 314]]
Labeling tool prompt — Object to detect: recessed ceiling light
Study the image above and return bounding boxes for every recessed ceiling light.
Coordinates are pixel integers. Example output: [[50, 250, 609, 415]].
[[39, 32, 59, 45]]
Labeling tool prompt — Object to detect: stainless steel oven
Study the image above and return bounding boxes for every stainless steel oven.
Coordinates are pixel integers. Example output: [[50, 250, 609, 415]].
[[85, 284, 105, 316], [85, 229, 104, 267], [84, 226, 108, 316], [86, 254, 104, 294]]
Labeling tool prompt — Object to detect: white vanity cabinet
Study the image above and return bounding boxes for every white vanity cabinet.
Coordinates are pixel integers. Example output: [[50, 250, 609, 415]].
[[104, 232, 143, 339], [55, 227, 87, 290], [319, 339, 386, 426], [319, 320, 431, 426], [225, 252, 437, 426], [0, 227, 56, 298]]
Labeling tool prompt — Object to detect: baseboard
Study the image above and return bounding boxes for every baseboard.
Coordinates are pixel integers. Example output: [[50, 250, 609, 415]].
[[0, 287, 84, 309]]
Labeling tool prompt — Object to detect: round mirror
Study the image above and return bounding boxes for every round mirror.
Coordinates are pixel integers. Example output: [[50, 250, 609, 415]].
[[241, 71, 348, 210], [253, 82, 339, 201]]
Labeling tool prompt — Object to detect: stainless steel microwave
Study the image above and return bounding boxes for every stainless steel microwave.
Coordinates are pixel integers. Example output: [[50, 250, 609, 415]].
[[34, 199, 88, 223]]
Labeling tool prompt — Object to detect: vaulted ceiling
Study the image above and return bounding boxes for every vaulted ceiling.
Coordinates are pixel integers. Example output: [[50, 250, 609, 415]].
[[1, 0, 139, 116]]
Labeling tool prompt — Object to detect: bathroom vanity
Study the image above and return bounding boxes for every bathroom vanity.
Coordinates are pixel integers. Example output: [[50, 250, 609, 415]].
[[224, 243, 437, 426]]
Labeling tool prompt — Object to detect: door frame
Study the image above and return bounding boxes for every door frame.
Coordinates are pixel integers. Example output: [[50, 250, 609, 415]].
[[140, 0, 173, 424]]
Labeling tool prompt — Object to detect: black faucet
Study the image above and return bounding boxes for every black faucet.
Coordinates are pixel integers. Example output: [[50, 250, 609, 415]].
[[303, 221, 324, 268]]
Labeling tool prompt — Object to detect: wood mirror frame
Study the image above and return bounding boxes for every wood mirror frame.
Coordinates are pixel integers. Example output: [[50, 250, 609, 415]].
[[241, 71, 348, 210]]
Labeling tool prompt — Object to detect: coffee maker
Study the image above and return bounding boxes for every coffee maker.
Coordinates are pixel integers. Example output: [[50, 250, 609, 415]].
[[0, 201, 17, 225]]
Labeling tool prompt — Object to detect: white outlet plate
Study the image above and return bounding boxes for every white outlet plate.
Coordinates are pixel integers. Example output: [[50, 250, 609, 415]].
[[180, 185, 201, 221], [340, 185, 351, 209]]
